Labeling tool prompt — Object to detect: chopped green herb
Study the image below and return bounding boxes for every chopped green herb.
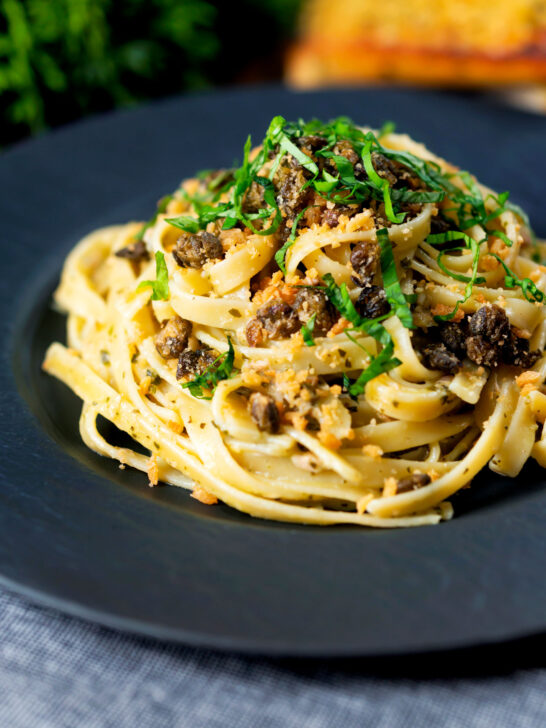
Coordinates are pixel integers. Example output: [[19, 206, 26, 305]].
[[344, 337, 400, 397], [165, 215, 201, 233], [266, 115, 319, 175], [274, 207, 309, 273], [361, 140, 405, 224], [391, 189, 445, 204], [321, 273, 400, 392], [427, 230, 478, 248], [490, 254, 544, 303], [492, 230, 513, 248], [182, 337, 236, 399], [145, 114, 534, 329], [279, 135, 318, 175], [246, 175, 283, 235], [378, 121, 396, 137], [377, 228, 414, 328], [322, 273, 368, 327], [135, 195, 173, 241], [301, 313, 317, 346], [314, 170, 339, 194], [137, 251, 170, 301], [378, 148, 449, 193], [161, 116, 457, 244], [207, 169, 235, 193], [427, 232, 486, 321], [321, 274, 392, 346], [342, 372, 353, 395]]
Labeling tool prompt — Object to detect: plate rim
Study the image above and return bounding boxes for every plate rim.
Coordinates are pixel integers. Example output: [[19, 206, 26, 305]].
[[2, 84, 546, 658]]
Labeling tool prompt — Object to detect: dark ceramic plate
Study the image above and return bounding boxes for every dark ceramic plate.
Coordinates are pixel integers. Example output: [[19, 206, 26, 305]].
[[1, 86, 546, 657]]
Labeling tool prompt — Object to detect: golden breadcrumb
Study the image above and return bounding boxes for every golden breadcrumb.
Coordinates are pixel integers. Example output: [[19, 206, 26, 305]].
[[362, 444, 384, 459], [147, 455, 159, 487], [382, 477, 398, 497], [191, 487, 218, 505], [515, 370, 541, 397]]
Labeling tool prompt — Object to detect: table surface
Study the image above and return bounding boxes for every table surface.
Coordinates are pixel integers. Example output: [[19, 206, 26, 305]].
[[1, 587, 545, 728]]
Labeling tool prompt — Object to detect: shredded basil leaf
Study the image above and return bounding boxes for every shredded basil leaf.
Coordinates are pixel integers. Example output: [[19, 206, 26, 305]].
[[153, 114, 535, 313], [378, 148, 447, 192], [427, 231, 477, 248], [391, 189, 445, 204], [490, 254, 544, 303], [267, 115, 319, 175], [321, 273, 400, 392], [301, 312, 317, 346], [137, 251, 169, 301], [322, 273, 368, 327], [279, 136, 319, 175], [247, 175, 282, 235], [427, 232, 486, 321], [135, 194, 174, 241], [377, 228, 414, 328], [321, 273, 392, 343], [342, 330, 400, 396], [165, 215, 201, 233], [378, 121, 396, 137], [361, 140, 405, 224], [274, 207, 309, 273], [342, 372, 354, 397], [345, 337, 400, 397], [314, 169, 339, 193], [490, 230, 513, 248], [182, 337, 236, 399]]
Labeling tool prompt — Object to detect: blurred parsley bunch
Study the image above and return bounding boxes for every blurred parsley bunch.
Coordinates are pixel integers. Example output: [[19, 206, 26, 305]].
[[1, 0, 302, 146], [0, 0, 221, 145], [0, 0, 301, 146]]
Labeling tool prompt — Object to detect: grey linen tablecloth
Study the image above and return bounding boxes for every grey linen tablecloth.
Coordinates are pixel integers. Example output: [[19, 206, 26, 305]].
[[1, 589, 545, 728]]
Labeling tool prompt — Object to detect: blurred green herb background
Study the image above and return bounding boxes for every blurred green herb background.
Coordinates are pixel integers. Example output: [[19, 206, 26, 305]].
[[0, 0, 301, 146]]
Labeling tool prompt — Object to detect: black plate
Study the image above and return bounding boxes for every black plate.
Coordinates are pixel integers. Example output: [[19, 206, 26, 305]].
[[1, 86, 546, 657]]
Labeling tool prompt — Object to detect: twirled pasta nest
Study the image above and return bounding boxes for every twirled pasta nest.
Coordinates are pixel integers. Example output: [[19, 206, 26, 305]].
[[44, 116, 546, 527]]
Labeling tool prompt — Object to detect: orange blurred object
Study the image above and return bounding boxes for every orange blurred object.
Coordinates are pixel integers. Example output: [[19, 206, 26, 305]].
[[286, 0, 546, 90]]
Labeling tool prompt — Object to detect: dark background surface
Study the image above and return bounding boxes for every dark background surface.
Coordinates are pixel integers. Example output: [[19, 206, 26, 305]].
[[1, 86, 546, 657]]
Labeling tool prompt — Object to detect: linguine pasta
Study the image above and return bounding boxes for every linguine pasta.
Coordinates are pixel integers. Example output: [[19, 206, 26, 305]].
[[43, 116, 546, 527]]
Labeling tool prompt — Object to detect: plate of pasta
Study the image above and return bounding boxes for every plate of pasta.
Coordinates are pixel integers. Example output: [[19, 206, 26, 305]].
[[1, 87, 546, 655]]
